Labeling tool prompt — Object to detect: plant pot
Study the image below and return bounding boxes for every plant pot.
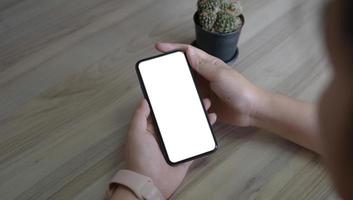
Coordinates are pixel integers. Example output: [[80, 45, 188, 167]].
[[193, 12, 244, 63]]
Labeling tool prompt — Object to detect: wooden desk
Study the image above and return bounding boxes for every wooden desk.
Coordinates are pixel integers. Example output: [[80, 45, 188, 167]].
[[0, 0, 339, 199]]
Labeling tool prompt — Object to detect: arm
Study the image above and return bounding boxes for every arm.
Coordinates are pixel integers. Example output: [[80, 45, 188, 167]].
[[252, 89, 321, 153], [155, 42, 322, 154]]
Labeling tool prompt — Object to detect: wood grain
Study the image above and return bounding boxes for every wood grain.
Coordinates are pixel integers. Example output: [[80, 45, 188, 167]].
[[0, 0, 338, 199]]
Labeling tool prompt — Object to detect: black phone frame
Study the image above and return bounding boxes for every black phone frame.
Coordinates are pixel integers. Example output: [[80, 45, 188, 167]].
[[135, 50, 218, 165]]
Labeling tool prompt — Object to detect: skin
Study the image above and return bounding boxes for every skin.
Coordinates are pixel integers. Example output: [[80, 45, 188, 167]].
[[112, 43, 322, 200], [113, 0, 353, 199], [112, 98, 216, 199], [318, 0, 353, 199]]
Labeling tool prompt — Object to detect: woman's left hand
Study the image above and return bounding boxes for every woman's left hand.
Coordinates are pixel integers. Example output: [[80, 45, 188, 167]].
[[125, 99, 217, 198]]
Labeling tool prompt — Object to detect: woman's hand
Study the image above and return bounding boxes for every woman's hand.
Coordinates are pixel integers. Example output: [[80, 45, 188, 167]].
[[156, 43, 262, 127], [125, 99, 217, 199], [154, 43, 322, 153]]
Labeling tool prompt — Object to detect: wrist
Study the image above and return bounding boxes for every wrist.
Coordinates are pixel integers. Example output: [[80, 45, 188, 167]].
[[111, 185, 138, 200], [107, 169, 165, 200], [249, 87, 275, 128], [126, 167, 166, 198]]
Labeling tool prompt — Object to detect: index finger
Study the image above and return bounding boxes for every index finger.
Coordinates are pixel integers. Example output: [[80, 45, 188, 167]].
[[155, 43, 213, 66], [155, 43, 228, 81]]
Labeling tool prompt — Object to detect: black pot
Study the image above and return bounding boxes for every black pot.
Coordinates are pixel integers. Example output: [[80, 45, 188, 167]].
[[193, 12, 244, 63]]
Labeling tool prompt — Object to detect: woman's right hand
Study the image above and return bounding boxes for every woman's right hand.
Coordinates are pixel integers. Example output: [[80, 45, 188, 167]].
[[156, 43, 263, 127]]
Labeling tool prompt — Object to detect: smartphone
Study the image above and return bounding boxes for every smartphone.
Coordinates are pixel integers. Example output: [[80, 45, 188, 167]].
[[135, 51, 218, 165]]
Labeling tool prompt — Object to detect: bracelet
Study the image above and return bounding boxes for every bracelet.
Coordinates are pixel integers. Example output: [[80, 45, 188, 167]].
[[106, 170, 164, 200]]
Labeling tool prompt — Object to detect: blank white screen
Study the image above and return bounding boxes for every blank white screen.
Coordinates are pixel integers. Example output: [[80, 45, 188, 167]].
[[138, 51, 216, 163]]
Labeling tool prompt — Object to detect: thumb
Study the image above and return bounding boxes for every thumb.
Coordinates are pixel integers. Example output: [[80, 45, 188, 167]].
[[130, 99, 150, 130], [183, 160, 194, 169]]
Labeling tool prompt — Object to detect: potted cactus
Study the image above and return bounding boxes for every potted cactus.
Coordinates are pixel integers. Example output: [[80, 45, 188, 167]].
[[193, 0, 244, 63]]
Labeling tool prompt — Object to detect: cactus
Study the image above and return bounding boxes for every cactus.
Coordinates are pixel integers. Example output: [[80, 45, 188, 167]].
[[197, 0, 220, 12], [214, 11, 242, 33], [198, 10, 217, 31], [197, 0, 243, 33]]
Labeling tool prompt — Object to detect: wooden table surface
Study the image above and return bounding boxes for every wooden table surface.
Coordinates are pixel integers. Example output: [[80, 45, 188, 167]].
[[0, 0, 340, 199]]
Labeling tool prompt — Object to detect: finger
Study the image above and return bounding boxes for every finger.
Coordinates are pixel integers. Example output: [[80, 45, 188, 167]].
[[155, 43, 190, 53], [155, 43, 211, 69], [182, 160, 194, 168], [146, 116, 156, 136], [130, 99, 150, 131], [202, 98, 211, 110], [155, 43, 208, 58], [208, 113, 217, 125], [194, 58, 228, 81], [155, 43, 228, 81]]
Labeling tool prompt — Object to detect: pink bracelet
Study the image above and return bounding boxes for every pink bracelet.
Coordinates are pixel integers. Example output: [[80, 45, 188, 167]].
[[105, 170, 164, 200]]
